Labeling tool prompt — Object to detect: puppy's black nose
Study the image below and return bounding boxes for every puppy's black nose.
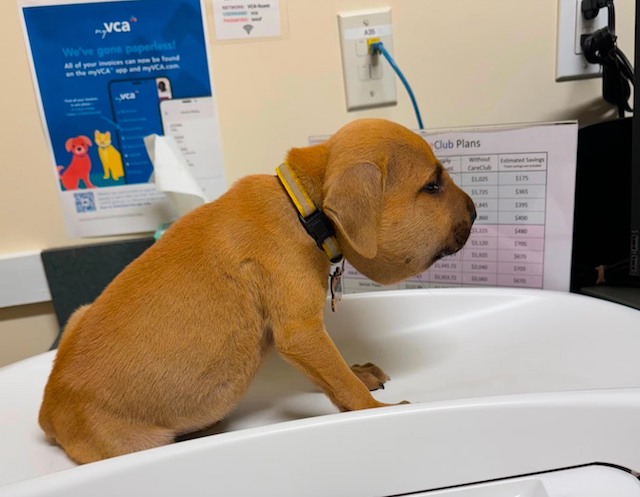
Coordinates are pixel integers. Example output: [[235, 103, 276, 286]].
[[467, 196, 477, 224]]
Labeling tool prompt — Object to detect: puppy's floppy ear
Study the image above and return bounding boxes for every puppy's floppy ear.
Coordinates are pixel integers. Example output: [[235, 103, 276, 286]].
[[65, 138, 74, 152], [80, 135, 93, 147], [323, 162, 383, 259]]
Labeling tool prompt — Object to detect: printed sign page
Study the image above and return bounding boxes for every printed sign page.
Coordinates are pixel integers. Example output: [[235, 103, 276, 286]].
[[20, 0, 225, 237]]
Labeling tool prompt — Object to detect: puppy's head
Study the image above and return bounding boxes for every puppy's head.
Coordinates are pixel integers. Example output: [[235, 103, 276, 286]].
[[321, 119, 476, 285]]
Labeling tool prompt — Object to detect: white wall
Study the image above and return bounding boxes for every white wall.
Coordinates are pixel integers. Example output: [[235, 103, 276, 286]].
[[0, 0, 635, 366]]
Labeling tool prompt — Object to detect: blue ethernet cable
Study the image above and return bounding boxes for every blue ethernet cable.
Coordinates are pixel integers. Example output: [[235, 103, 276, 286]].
[[369, 40, 424, 130]]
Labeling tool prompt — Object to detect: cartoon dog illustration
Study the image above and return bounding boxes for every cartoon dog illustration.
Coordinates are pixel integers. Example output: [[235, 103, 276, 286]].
[[58, 136, 95, 190], [95, 130, 124, 182]]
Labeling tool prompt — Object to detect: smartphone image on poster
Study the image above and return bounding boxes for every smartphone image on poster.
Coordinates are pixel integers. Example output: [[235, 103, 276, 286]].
[[108, 77, 172, 184], [160, 97, 226, 199]]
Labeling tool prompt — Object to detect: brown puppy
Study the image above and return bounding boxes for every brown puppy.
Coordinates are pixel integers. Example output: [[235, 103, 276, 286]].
[[39, 118, 476, 464]]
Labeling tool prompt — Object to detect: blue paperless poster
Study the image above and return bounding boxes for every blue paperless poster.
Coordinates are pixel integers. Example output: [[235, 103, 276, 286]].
[[20, 0, 224, 237]]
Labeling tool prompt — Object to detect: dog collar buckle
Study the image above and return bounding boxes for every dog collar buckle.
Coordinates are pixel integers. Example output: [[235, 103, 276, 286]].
[[298, 210, 342, 264]]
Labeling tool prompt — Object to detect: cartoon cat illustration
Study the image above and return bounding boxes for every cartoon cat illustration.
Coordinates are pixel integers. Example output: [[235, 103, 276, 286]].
[[94, 130, 125, 182]]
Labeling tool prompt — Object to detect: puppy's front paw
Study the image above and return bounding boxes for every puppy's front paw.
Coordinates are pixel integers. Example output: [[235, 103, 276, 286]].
[[350, 362, 391, 391]]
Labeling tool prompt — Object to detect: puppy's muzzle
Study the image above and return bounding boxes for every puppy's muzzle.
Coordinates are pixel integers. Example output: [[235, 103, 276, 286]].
[[436, 196, 477, 261]]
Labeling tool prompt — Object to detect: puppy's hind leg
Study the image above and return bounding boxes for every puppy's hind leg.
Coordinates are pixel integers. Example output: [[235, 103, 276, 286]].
[[58, 407, 175, 464]]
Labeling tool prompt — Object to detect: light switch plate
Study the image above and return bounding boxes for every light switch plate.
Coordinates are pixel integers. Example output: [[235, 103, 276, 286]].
[[338, 8, 397, 110]]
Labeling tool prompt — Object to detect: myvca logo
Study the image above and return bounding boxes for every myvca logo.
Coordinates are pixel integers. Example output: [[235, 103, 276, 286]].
[[115, 91, 137, 103], [95, 16, 137, 39]]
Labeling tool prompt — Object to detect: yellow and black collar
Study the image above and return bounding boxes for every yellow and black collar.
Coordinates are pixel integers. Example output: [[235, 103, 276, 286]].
[[276, 163, 343, 264]]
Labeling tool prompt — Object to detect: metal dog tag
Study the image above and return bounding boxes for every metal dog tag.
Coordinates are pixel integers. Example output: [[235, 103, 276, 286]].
[[330, 261, 345, 312]]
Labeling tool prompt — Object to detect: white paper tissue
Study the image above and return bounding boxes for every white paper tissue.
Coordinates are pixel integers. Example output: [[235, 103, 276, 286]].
[[143, 134, 209, 218]]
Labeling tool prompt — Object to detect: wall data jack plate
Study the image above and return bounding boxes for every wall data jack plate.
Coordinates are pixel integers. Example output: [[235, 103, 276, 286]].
[[338, 8, 397, 111], [556, 0, 607, 81]]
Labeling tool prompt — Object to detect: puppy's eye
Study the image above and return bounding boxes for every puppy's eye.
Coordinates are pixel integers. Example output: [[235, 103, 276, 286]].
[[421, 182, 441, 194]]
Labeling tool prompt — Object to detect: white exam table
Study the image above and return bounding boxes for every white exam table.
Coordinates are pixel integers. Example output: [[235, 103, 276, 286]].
[[1, 288, 639, 496]]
